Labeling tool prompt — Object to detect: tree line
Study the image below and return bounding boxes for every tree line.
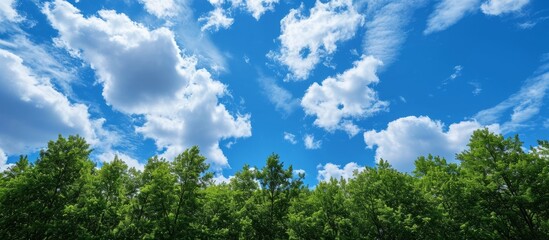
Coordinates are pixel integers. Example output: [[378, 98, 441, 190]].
[[0, 129, 548, 239]]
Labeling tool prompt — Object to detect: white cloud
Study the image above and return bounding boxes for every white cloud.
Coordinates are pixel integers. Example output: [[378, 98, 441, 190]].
[[284, 132, 297, 144], [0, 48, 103, 156], [481, 0, 529, 16], [44, 0, 252, 170], [517, 21, 536, 29], [364, 116, 499, 172], [450, 65, 463, 80], [0, 34, 78, 96], [271, 0, 363, 80], [440, 65, 463, 88], [304, 134, 322, 149], [199, 7, 234, 32], [317, 162, 364, 182], [362, 0, 423, 65], [243, 0, 279, 20], [139, 0, 179, 18], [469, 81, 482, 95], [0, 0, 19, 22], [424, 0, 481, 34], [474, 67, 549, 133], [207, 0, 279, 21], [97, 151, 145, 171], [212, 173, 233, 184], [293, 169, 305, 176], [138, 0, 227, 71], [259, 77, 299, 115], [301, 55, 388, 136], [0, 148, 12, 172]]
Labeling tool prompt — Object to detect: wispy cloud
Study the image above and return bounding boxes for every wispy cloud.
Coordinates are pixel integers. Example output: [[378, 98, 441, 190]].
[[481, 0, 530, 16], [474, 63, 549, 133], [424, 0, 480, 35], [439, 65, 463, 89], [283, 132, 297, 144], [469, 81, 482, 95], [362, 0, 425, 65], [259, 77, 300, 116]]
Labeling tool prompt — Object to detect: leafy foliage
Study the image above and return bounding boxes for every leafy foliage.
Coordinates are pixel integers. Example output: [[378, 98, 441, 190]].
[[1, 129, 548, 239]]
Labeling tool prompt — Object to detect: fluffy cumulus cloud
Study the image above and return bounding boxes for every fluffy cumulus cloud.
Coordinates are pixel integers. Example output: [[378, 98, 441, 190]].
[[481, 0, 529, 16], [139, 0, 179, 18], [0, 49, 100, 157], [475, 67, 549, 133], [364, 116, 499, 172], [44, 0, 252, 170], [301, 55, 388, 136], [304, 134, 321, 149], [271, 0, 363, 80], [424, 0, 481, 34], [317, 162, 365, 182], [0, 0, 19, 22], [242, 0, 279, 19], [199, 7, 234, 32]]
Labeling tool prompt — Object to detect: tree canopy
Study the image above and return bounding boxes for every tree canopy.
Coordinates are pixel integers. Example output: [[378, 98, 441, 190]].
[[1, 130, 548, 239]]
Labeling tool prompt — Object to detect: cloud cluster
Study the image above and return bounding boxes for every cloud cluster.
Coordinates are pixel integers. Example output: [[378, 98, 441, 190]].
[[44, 0, 252, 170], [271, 0, 363, 80], [301, 55, 388, 136], [0, 49, 100, 159], [364, 116, 499, 172], [200, 0, 280, 32], [317, 162, 365, 182]]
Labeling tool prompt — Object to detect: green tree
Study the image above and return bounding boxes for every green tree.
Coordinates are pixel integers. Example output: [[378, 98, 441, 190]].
[[0, 135, 94, 239], [347, 160, 437, 239], [288, 178, 353, 240], [457, 129, 549, 239], [229, 164, 260, 239], [170, 146, 213, 239], [253, 154, 304, 240]]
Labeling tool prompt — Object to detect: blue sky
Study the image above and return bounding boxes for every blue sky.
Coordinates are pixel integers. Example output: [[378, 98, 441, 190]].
[[1, 0, 548, 186]]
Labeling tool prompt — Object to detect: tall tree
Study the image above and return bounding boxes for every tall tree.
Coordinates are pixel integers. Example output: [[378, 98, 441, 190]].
[[457, 129, 549, 239], [170, 146, 213, 239], [254, 154, 304, 240], [0, 135, 94, 239]]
